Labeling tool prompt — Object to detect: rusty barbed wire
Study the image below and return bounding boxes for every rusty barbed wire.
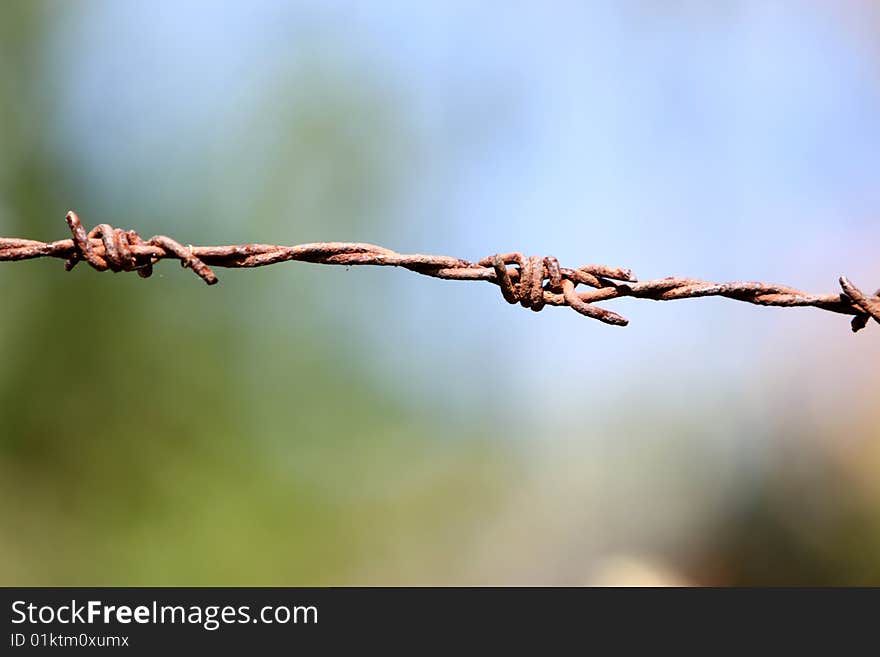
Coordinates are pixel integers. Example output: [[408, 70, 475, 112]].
[[1, 211, 878, 332]]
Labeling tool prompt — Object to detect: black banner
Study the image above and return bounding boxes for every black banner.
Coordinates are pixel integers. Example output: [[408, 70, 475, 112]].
[[1, 587, 875, 652]]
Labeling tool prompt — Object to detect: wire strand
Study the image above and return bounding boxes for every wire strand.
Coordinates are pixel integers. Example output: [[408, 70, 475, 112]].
[[1, 211, 877, 332]]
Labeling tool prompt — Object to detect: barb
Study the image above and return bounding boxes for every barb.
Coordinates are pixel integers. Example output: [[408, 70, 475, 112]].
[[1, 211, 877, 332]]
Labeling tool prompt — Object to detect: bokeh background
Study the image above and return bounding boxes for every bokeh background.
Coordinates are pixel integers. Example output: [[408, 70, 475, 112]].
[[1, 0, 879, 585]]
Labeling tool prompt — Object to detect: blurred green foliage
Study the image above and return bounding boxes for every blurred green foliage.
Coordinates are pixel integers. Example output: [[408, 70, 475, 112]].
[[0, 2, 515, 585]]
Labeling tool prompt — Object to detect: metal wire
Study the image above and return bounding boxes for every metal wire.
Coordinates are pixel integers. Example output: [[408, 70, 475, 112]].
[[1, 211, 878, 332]]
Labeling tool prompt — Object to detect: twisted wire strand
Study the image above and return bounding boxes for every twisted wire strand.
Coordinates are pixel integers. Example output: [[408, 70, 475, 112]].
[[1, 211, 877, 332]]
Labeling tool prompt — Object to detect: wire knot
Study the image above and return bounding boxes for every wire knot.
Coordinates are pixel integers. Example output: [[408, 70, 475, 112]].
[[839, 277, 880, 333], [490, 253, 629, 326], [63, 211, 218, 285]]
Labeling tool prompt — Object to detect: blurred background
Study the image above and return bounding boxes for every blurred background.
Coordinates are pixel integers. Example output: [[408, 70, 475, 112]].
[[1, 0, 879, 586]]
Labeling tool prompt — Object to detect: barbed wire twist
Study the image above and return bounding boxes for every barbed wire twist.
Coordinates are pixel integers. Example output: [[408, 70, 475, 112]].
[[1, 211, 877, 332]]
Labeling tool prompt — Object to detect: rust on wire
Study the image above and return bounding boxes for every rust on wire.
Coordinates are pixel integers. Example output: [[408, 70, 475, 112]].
[[0, 211, 877, 332]]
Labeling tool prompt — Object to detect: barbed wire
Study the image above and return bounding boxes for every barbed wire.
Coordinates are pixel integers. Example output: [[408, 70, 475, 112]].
[[1, 211, 877, 332]]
